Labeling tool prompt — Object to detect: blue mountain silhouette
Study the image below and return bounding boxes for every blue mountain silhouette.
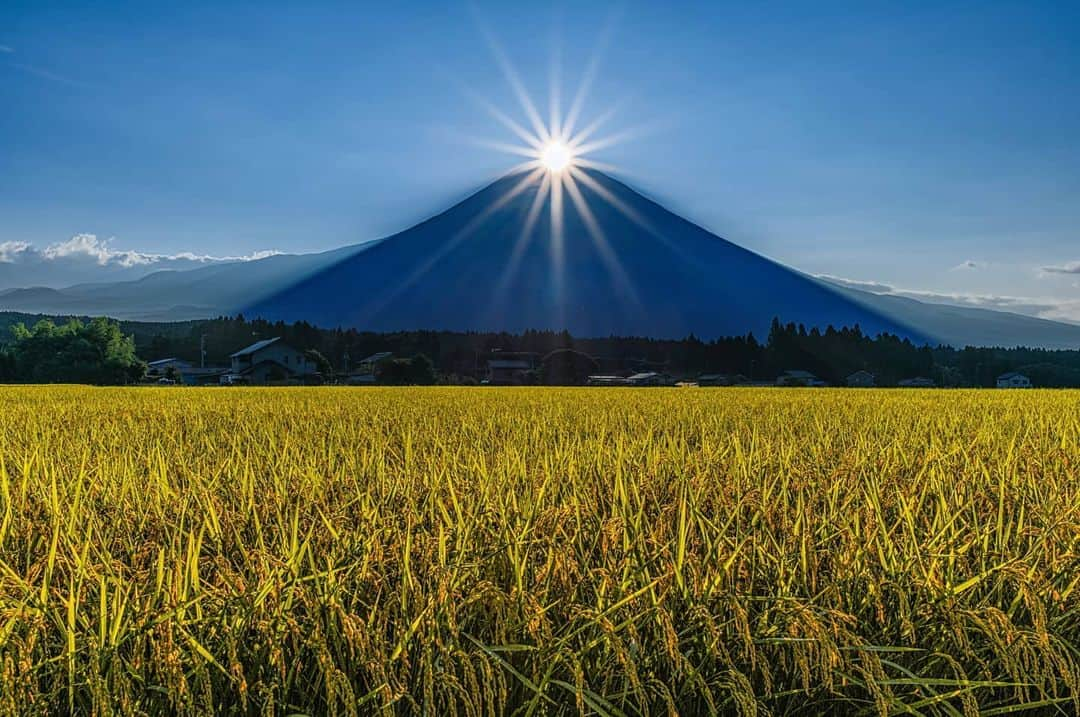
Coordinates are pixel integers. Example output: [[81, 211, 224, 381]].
[[245, 169, 928, 341]]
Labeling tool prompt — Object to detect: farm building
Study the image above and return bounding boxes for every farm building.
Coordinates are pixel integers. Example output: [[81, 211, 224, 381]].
[[898, 377, 936, 388], [996, 372, 1032, 388], [486, 359, 532, 385], [626, 372, 673, 386], [146, 358, 192, 377], [228, 337, 317, 384], [846, 370, 876, 388], [357, 352, 393, 373], [587, 375, 629, 386], [176, 367, 229, 386], [777, 370, 826, 387]]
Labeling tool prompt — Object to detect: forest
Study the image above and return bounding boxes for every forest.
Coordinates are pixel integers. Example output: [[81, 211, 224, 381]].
[[4, 312, 1077, 386]]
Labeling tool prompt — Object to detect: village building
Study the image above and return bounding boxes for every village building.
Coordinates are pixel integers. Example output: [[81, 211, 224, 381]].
[[146, 358, 192, 377], [357, 352, 393, 373], [587, 375, 629, 386], [846, 370, 876, 388], [626, 371, 673, 386], [346, 352, 393, 385], [996, 372, 1032, 388], [777, 370, 826, 387], [486, 358, 532, 385], [227, 337, 317, 384], [485, 351, 537, 385], [176, 367, 229, 386], [897, 377, 936, 388]]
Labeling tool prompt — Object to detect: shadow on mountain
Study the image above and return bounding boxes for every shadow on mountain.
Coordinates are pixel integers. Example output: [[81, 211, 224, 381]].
[[245, 168, 927, 342]]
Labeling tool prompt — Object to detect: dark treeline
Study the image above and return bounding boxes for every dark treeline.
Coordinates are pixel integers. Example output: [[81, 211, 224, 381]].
[[114, 314, 1080, 386], [3, 311, 1080, 386]]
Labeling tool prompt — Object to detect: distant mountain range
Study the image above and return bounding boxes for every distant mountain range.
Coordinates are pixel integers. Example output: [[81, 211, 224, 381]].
[[3, 169, 1080, 349]]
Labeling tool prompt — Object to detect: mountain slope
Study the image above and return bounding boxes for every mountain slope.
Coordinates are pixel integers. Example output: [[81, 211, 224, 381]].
[[0, 244, 367, 320], [819, 281, 1080, 349], [243, 169, 928, 341]]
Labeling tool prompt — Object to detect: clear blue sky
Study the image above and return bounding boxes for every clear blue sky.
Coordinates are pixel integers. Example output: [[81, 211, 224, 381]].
[[3, 1, 1079, 319]]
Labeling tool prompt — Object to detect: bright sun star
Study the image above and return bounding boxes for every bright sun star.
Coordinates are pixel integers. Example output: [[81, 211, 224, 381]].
[[540, 141, 572, 172]]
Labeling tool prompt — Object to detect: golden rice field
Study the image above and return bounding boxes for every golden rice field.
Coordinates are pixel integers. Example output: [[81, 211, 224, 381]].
[[0, 386, 1078, 715]]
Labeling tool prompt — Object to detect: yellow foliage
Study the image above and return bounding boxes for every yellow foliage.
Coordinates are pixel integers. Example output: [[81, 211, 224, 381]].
[[0, 386, 1077, 714]]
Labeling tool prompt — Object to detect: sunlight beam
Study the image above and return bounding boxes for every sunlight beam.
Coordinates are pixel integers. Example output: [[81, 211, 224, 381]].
[[561, 11, 618, 138], [473, 10, 551, 145], [367, 168, 545, 321], [569, 166, 695, 266], [549, 169, 565, 326], [493, 171, 551, 303], [562, 170, 640, 306], [548, 23, 562, 140]]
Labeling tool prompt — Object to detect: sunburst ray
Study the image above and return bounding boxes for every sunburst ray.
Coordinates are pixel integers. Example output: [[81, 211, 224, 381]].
[[562, 170, 640, 306]]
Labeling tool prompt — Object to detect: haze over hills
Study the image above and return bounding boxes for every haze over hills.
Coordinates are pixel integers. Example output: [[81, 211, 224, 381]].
[[3, 169, 1080, 349]]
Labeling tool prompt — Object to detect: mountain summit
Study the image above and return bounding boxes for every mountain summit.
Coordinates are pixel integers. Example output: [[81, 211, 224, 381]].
[[244, 169, 925, 341]]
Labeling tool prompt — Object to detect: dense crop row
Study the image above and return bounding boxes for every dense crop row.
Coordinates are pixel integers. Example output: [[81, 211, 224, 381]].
[[0, 387, 1077, 715]]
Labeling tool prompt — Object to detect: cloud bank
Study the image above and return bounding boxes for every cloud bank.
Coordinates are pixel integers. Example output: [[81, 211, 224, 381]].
[[816, 273, 1080, 324], [0, 234, 279, 289], [1042, 261, 1080, 275], [0, 235, 278, 268]]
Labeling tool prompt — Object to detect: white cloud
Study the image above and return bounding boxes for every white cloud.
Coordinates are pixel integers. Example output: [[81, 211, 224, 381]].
[[0, 45, 14, 54], [0, 234, 279, 267], [1042, 261, 1080, 275], [0, 241, 33, 263], [815, 274, 894, 293], [817, 273, 1080, 324]]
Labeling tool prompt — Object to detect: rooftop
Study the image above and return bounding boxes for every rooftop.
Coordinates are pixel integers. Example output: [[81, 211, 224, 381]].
[[230, 337, 281, 358], [359, 352, 393, 364]]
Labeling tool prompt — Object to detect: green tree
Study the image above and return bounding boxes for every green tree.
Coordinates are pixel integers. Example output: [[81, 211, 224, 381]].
[[9, 317, 146, 384], [304, 349, 334, 378]]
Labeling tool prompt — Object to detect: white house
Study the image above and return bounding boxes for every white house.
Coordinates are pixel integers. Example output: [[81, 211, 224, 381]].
[[996, 372, 1032, 389], [228, 337, 316, 384]]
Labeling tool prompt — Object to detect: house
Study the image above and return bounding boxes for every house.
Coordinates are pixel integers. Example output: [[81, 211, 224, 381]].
[[228, 337, 317, 384], [846, 370, 876, 388], [777, 370, 826, 387], [146, 358, 192, 377], [587, 374, 629, 386], [357, 352, 393, 373], [486, 358, 532, 385], [898, 377, 936, 388], [626, 372, 673, 386], [996, 372, 1032, 388], [485, 351, 537, 385], [345, 352, 393, 385], [176, 367, 229, 386]]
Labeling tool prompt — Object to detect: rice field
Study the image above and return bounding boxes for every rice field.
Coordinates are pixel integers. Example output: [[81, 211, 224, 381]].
[[0, 386, 1077, 715]]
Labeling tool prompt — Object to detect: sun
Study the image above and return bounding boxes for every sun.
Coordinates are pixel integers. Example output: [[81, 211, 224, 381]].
[[540, 140, 573, 172]]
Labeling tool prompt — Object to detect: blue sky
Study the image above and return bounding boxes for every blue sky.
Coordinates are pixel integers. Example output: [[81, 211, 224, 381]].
[[2, 1, 1080, 319]]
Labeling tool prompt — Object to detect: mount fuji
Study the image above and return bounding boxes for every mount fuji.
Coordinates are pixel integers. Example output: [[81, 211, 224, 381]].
[[3, 168, 1080, 349], [244, 169, 925, 341]]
